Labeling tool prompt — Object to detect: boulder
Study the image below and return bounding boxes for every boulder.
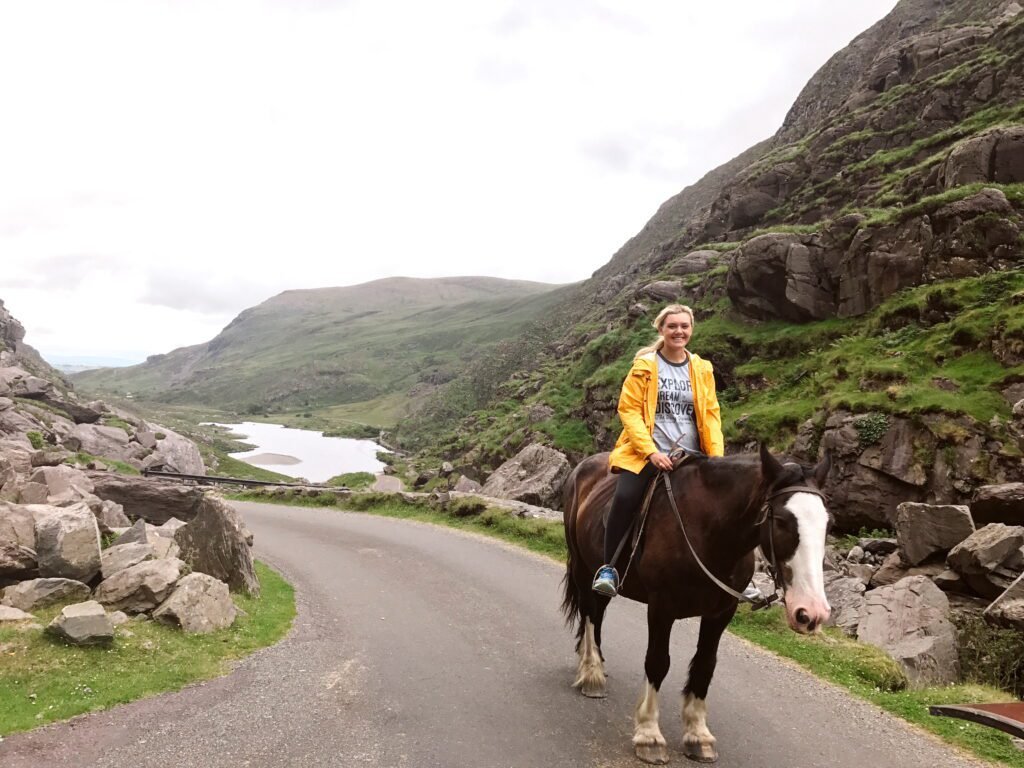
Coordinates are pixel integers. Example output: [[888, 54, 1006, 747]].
[[17, 482, 50, 504], [45, 600, 114, 646], [860, 538, 898, 557], [28, 464, 95, 504], [152, 573, 237, 633], [135, 431, 158, 451], [983, 572, 1024, 632], [174, 495, 260, 597], [0, 454, 15, 492], [727, 234, 835, 321], [113, 518, 149, 547], [0, 542, 37, 578], [894, 502, 975, 565], [947, 523, 1024, 599], [1, 577, 91, 611], [88, 473, 205, 525], [0, 605, 34, 622], [94, 499, 131, 532], [30, 449, 72, 468], [857, 575, 959, 687], [823, 572, 865, 635], [0, 501, 36, 548], [971, 483, 1024, 526], [667, 250, 718, 276], [94, 558, 184, 613], [869, 552, 945, 588], [640, 280, 683, 302], [70, 423, 132, 461], [938, 128, 1024, 188], [156, 517, 186, 537], [481, 444, 570, 509], [100, 542, 156, 579], [453, 475, 483, 493], [140, 424, 205, 475], [34, 503, 101, 581]]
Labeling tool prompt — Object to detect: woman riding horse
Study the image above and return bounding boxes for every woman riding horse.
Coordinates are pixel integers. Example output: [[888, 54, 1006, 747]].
[[564, 303, 833, 763], [594, 303, 748, 598]]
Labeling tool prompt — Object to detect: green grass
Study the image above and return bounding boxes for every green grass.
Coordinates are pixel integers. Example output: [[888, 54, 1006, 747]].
[[0, 562, 295, 736], [66, 451, 141, 476], [729, 608, 1024, 768], [234, 492, 1024, 765], [326, 471, 376, 490]]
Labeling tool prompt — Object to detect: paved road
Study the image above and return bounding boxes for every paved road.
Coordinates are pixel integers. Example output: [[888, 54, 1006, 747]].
[[371, 474, 403, 492], [2, 502, 989, 768]]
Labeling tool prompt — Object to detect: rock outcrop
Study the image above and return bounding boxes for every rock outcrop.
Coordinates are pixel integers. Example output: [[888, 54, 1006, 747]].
[[174, 495, 260, 597], [481, 444, 571, 508], [857, 575, 959, 687]]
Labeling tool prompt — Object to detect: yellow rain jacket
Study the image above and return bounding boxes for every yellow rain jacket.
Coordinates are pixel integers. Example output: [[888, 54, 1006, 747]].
[[608, 351, 724, 474]]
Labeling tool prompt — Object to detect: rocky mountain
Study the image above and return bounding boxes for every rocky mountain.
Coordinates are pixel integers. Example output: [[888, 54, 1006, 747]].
[[406, 0, 1024, 533], [0, 300, 205, 495], [73, 276, 565, 417]]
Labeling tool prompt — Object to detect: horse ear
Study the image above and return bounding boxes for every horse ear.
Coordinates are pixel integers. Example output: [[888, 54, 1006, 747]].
[[759, 441, 784, 481], [813, 451, 832, 488]]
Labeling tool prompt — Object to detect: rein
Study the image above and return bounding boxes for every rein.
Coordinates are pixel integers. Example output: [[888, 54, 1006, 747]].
[[660, 462, 827, 609]]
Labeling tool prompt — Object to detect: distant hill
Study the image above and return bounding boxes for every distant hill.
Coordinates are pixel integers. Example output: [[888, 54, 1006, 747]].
[[73, 276, 564, 415]]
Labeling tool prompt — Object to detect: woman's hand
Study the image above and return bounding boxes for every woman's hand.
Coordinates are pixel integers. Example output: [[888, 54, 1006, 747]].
[[648, 451, 673, 471]]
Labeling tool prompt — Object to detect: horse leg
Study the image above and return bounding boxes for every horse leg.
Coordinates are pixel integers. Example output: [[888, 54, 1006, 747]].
[[633, 605, 674, 765], [680, 608, 734, 763], [572, 586, 609, 698]]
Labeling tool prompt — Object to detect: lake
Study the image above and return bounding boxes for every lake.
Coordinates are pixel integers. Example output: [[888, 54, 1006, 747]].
[[212, 422, 386, 483]]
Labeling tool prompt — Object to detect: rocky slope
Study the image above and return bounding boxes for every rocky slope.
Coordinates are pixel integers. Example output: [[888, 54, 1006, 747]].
[[73, 277, 564, 416], [405, 0, 1024, 532], [0, 300, 205, 492]]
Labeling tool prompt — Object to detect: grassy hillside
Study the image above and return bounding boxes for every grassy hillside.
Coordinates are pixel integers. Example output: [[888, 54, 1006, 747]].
[[74, 277, 564, 421]]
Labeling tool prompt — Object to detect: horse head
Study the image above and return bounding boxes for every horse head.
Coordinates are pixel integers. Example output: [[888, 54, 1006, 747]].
[[758, 443, 832, 634]]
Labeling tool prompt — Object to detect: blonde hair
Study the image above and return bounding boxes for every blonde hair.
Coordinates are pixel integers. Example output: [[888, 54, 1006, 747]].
[[634, 304, 695, 359]]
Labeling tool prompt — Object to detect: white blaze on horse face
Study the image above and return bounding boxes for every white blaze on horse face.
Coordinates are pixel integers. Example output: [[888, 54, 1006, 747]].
[[782, 492, 831, 632]]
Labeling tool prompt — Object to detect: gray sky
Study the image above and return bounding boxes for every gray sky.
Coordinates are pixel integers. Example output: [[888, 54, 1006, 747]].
[[1, 0, 897, 363]]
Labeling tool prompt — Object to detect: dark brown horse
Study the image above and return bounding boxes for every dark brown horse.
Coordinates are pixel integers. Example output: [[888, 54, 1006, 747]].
[[562, 444, 831, 764]]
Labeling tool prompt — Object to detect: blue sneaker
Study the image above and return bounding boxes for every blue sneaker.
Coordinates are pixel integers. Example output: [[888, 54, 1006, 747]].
[[592, 565, 619, 597]]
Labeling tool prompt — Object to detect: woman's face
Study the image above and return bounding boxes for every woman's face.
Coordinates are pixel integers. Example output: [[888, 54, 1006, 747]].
[[660, 312, 693, 354]]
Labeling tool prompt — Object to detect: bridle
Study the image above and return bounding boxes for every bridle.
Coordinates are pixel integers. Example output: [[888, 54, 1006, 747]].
[[662, 467, 828, 610], [753, 483, 829, 606]]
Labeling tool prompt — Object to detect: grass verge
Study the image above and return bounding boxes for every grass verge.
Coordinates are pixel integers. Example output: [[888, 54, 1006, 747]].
[[0, 561, 295, 736], [235, 491, 1024, 766]]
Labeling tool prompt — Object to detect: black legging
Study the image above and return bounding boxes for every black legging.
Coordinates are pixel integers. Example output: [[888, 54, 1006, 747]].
[[604, 462, 658, 565]]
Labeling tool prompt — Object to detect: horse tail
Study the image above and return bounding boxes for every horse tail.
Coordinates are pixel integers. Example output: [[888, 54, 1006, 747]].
[[560, 465, 583, 633]]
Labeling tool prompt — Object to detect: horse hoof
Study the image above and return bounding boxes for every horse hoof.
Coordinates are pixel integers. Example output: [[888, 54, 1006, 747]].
[[682, 742, 718, 763], [635, 743, 670, 764], [581, 686, 607, 699]]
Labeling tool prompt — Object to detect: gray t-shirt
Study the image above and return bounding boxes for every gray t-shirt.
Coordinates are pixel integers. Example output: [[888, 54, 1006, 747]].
[[652, 352, 700, 453]]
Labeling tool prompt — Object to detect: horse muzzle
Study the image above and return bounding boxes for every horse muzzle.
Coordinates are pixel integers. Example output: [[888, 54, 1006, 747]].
[[784, 593, 830, 634]]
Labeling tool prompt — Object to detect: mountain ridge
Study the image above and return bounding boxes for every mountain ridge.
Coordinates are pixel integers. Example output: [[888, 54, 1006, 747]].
[[74, 276, 566, 417]]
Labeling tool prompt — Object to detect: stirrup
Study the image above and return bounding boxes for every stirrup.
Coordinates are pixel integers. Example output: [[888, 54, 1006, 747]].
[[592, 565, 619, 597]]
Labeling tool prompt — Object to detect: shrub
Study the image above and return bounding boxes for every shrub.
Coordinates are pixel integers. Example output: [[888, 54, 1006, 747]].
[[26, 431, 44, 450], [954, 613, 1024, 698], [447, 497, 487, 517], [854, 413, 890, 448]]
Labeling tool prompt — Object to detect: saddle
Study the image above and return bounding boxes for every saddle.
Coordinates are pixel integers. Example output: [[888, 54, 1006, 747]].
[[606, 448, 701, 581]]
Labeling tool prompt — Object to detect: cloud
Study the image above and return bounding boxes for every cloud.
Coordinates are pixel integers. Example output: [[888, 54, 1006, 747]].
[[5, 253, 128, 290], [140, 272, 274, 315]]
